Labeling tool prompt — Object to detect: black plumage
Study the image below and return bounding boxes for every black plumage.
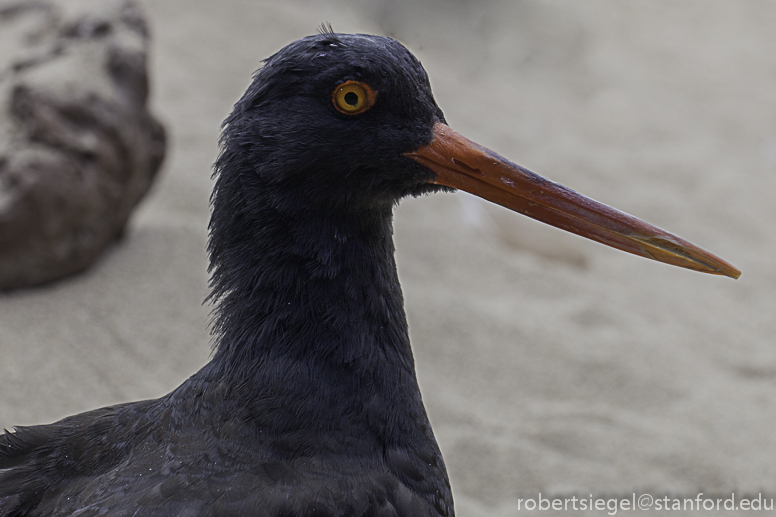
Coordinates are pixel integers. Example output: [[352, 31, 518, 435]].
[[0, 32, 739, 517], [1, 33, 451, 517]]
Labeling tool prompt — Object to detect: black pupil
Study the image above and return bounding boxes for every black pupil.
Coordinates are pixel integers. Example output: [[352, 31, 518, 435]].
[[344, 91, 359, 107]]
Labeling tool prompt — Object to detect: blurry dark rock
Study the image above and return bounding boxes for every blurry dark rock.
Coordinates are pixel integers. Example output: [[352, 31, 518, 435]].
[[0, 0, 165, 290]]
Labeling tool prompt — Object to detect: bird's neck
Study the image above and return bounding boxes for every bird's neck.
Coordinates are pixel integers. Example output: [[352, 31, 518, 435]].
[[202, 189, 429, 439]]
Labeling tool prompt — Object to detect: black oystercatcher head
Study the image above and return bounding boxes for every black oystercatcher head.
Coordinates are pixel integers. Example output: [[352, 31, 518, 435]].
[[215, 32, 740, 278], [215, 33, 447, 211]]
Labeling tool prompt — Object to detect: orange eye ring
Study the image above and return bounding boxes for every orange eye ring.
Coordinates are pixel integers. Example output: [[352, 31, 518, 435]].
[[332, 81, 377, 115]]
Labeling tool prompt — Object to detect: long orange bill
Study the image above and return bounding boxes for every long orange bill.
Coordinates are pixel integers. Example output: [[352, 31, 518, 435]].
[[405, 122, 740, 279]]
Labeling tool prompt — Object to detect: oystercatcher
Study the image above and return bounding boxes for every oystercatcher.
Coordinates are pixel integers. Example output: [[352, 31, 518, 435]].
[[0, 32, 739, 517]]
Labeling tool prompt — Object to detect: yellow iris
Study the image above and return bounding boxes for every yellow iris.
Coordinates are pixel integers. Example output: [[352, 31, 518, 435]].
[[332, 81, 376, 115]]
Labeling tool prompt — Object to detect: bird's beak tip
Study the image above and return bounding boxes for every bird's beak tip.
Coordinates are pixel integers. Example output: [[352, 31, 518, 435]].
[[629, 235, 741, 279]]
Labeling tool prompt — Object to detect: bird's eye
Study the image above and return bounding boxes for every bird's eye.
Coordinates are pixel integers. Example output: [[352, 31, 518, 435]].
[[332, 81, 376, 115]]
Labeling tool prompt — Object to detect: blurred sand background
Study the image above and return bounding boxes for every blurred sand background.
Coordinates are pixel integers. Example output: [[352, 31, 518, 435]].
[[1, 0, 775, 515]]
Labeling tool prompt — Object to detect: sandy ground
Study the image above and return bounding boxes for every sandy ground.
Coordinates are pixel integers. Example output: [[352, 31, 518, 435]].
[[2, 0, 775, 515]]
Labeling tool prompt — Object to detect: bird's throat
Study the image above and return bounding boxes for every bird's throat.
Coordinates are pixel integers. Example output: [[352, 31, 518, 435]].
[[204, 195, 425, 435]]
